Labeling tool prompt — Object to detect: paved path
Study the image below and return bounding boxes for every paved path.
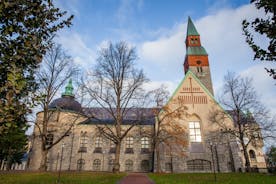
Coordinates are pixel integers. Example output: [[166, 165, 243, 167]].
[[118, 173, 155, 184]]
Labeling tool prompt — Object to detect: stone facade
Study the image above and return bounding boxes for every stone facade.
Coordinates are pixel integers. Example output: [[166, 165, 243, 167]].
[[28, 17, 267, 173], [29, 111, 154, 172]]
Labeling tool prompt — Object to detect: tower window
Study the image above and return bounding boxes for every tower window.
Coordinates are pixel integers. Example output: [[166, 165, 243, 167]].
[[196, 60, 203, 73], [197, 67, 203, 73]]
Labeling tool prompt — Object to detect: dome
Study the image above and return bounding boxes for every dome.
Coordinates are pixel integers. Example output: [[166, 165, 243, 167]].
[[49, 96, 82, 113], [49, 79, 82, 113]]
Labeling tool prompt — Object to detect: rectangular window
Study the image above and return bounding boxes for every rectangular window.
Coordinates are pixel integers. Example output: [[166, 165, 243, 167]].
[[126, 137, 134, 148], [141, 137, 150, 148], [80, 135, 88, 148], [189, 122, 202, 142], [95, 137, 102, 148]]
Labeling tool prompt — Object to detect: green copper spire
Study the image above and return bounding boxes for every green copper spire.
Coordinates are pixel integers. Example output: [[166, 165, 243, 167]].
[[187, 16, 199, 36], [62, 79, 74, 97]]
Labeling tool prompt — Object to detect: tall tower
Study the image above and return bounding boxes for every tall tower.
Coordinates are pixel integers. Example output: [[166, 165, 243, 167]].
[[183, 17, 214, 96]]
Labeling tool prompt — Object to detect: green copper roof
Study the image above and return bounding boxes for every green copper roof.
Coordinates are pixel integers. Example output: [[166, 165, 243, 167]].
[[186, 46, 208, 55], [62, 79, 74, 97], [187, 16, 199, 36]]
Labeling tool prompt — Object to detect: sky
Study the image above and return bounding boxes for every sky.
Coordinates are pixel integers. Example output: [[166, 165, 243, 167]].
[[54, 0, 275, 115]]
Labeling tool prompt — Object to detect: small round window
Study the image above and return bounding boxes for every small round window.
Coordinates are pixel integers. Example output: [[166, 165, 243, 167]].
[[196, 60, 202, 65]]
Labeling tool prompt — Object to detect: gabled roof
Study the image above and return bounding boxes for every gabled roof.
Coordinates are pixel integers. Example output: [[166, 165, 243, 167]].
[[166, 70, 214, 105], [187, 16, 199, 36], [165, 70, 233, 121]]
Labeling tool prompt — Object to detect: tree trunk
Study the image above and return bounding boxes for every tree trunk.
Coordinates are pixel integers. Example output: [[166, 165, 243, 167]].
[[6, 159, 12, 171], [113, 141, 121, 173], [156, 142, 161, 173], [241, 142, 251, 172], [39, 148, 48, 171]]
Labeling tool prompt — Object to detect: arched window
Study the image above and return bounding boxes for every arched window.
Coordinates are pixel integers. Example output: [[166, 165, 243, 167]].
[[190, 38, 194, 44], [249, 150, 256, 162], [125, 159, 133, 172], [93, 159, 101, 171], [141, 160, 150, 171], [77, 159, 85, 171], [108, 159, 115, 171], [187, 159, 211, 171], [196, 60, 203, 73], [189, 122, 202, 142], [165, 163, 172, 172]]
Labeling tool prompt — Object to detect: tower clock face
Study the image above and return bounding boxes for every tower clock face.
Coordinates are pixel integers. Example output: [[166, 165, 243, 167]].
[[196, 60, 202, 65]]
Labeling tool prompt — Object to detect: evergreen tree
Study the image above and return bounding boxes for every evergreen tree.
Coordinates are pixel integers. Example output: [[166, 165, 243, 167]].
[[267, 146, 276, 167], [0, 124, 28, 170], [0, 0, 73, 166]]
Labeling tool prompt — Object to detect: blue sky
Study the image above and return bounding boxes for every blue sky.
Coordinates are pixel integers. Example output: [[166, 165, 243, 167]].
[[54, 0, 275, 114]]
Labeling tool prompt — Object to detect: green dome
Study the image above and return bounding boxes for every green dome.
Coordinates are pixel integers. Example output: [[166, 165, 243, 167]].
[[62, 79, 74, 97]]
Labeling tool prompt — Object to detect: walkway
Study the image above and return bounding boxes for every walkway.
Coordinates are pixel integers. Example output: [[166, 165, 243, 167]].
[[118, 173, 155, 184]]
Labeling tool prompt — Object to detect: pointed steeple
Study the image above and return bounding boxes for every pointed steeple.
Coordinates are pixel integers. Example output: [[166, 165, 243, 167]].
[[62, 79, 74, 97], [187, 16, 199, 36], [183, 16, 214, 96]]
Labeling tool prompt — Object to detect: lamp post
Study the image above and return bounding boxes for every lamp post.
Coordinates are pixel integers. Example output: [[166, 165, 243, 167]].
[[214, 143, 220, 172], [102, 150, 105, 171], [210, 141, 217, 183], [57, 143, 65, 184]]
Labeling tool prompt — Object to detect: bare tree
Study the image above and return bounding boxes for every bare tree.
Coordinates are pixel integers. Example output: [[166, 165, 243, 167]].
[[34, 44, 79, 171], [82, 42, 148, 173], [145, 85, 188, 173], [209, 72, 276, 172]]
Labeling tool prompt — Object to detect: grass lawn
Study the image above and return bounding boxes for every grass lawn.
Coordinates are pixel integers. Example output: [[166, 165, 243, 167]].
[[1, 172, 276, 184], [148, 173, 276, 184], [0, 172, 126, 184]]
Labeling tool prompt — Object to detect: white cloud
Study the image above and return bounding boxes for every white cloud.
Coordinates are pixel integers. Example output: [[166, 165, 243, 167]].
[[55, 32, 96, 69], [138, 4, 275, 114], [143, 81, 177, 94], [240, 63, 276, 114]]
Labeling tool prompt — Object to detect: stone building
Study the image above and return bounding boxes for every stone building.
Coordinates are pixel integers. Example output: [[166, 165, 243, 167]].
[[28, 17, 267, 172]]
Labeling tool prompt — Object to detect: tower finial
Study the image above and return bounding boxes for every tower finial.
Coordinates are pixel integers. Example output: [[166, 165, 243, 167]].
[[187, 16, 199, 36], [62, 79, 74, 97]]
